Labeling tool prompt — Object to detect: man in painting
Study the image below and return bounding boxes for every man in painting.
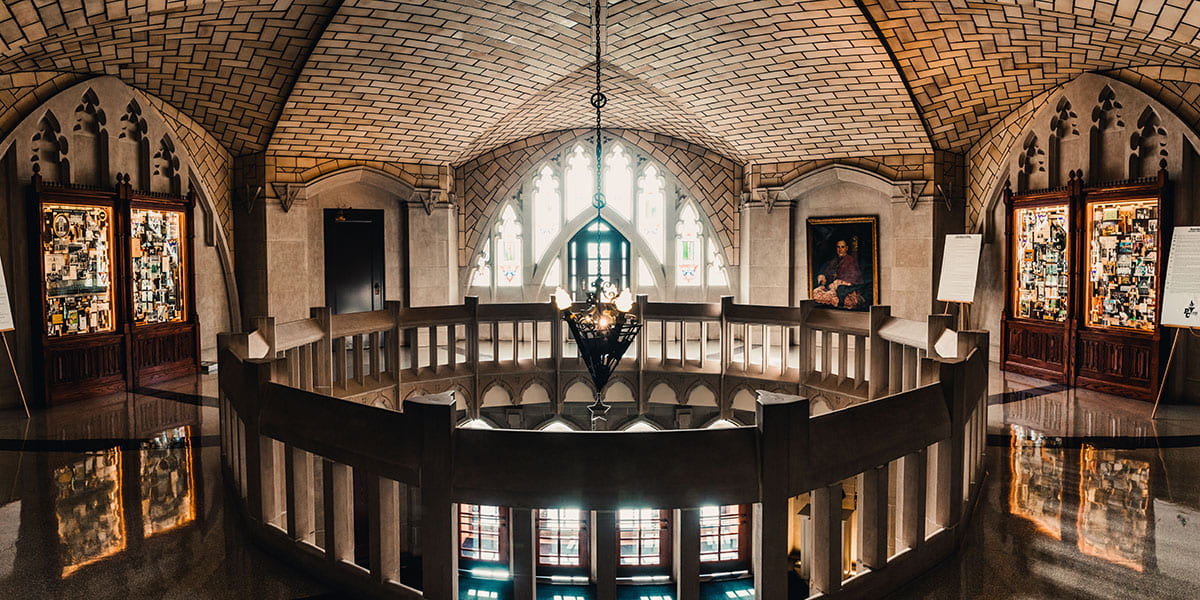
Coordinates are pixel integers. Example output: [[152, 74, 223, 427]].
[[812, 238, 867, 309]]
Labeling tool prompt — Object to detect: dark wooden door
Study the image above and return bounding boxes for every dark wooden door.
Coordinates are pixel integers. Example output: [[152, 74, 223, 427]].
[[324, 209, 384, 314]]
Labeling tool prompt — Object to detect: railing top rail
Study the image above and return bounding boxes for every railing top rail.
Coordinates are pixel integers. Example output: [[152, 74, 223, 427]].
[[476, 301, 558, 322], [877, 316, 928, 349], [804, 306, 869, 335], [330, 309, 395, 339], [275, 317, 324, 352], [395, 300, 476, 327], [640, 298, 723, 321]]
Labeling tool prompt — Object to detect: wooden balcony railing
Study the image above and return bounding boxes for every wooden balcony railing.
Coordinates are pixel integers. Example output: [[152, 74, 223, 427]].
[[217, 297, 989, 600]]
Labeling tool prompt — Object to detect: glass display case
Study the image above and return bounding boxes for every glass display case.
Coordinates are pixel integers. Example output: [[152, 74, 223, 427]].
[[1013, 204, 1071, 322], [1084, 198, 1159, 331], [41, 203, 115, 336], [130, 207, 187, 325]]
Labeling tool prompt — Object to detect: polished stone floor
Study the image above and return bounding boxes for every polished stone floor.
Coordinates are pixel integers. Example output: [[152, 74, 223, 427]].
[[0, 368, 1198, 599]]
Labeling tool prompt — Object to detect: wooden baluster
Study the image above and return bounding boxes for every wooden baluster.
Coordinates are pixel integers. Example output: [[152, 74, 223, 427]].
[[899, 449, 927, 551], [699, 322, 707, 369], [742, 323, 751, 372], [837, 332, 848, 385], [324, 459, 354, 563], [853, 335, 866, 389], [888, 342, 903, 395], [369, 475, 401, 584], [860, 464, 889, 570], [761, 324, 770, 374], [811, 481, 844, 595], [299, 344, 313, 391], [820, 329, 831, 379], [286, 348, 299, 387], [287, 446, 314, 543], [903, 346, 918, 391], [492, 322, 500, 364], [512, 322, 520, 364], [353, 334, 365, 387], [369, 331, 381, 382], [428, 326, 438, 373], [660, 320, 668, 365], [781, 326, 790, 375], [333, 337, 347, 391]]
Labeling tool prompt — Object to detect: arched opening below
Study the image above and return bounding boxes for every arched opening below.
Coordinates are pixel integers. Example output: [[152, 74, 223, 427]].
[[567, 218, 630, 299]]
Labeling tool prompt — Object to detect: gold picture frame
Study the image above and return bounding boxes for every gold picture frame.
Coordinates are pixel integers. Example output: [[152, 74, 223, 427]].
[[806, 215, 880, 311]]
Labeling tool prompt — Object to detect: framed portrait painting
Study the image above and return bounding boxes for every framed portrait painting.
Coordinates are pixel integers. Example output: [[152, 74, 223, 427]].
[[807, 216, 879, 311]]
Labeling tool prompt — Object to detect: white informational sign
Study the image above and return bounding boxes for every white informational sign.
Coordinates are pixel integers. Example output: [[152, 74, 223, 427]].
[[1161, 226, 1200, 328], [0, 256, 13, 332], [936, 234, 983, 304]]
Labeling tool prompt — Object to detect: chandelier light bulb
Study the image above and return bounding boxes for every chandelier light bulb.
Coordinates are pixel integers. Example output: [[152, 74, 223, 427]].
[[554, 287, 573, 310], [614, 288, 634, 312]]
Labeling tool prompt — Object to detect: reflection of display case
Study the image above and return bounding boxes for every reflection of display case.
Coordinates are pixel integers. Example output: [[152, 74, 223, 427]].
[[140, 426, 196, 537], [31, 175, 198, 405], [1002, 169, 1170, 400], [55, 448, 126, 577], [1007, 425, 1064, 540], [1077, 444, 1151, 571]]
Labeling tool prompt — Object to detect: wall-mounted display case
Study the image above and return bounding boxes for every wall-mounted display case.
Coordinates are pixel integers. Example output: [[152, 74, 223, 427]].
[[1002, 169, 1170, 401], [130, 207, 187, 325], [31, 175, 198, 405], [41, 203, 116, 336]]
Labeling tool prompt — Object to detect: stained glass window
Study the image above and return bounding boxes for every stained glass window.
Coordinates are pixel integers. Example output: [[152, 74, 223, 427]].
[[533, 165, 561, 260], [637, 165, 666, 262], [676, 204, 702, 286], [496, 205, 522, 287]]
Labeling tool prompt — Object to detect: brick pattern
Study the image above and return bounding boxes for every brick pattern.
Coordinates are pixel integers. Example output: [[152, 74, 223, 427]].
[[0, 0, 337, 155], [269, 0, 929, 164], [965, 87, 1059, 229], [1109, 66, 1200, 138], [146, 93, 233, 238], [757, 154, 930, 188], [0, 71, 85, 139], [456, 129, 740, 268], [266, 155, 437, 190], [864, 0, 1200, 154]]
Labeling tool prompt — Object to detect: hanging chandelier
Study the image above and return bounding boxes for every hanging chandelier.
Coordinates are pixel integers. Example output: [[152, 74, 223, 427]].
[[554, 0, 642, 428]]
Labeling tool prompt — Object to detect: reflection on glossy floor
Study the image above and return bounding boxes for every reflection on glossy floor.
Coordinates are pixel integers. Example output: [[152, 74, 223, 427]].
[[3, 369, 1199, 599], [0, 375, 328, 600], [891, 370, 1200, 599]]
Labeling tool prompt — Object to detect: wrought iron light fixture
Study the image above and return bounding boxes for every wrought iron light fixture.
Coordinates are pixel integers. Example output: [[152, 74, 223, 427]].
[[554, 0, 642, 428]]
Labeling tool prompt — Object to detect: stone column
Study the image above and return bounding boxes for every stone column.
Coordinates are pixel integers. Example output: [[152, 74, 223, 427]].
[[738, 197, 792, 306], [408, 200, 459, 306], [592, 509, 617, 600]]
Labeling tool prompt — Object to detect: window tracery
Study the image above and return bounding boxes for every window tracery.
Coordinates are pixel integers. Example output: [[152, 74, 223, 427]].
[[468, 137, 728, 298]]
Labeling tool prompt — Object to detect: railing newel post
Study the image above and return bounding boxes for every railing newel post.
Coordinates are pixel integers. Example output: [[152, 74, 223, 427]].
[[868, 305, 890, 400]]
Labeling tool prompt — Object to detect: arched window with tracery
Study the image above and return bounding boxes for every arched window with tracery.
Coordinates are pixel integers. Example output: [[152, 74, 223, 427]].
[[468, 136, 731, 301]]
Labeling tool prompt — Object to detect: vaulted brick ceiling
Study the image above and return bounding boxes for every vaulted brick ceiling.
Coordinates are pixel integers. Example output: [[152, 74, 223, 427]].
[[1, 0, 1198, 165]]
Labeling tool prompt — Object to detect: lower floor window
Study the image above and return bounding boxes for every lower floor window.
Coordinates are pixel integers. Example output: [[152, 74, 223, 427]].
[[618, 508, 666, 566], [699, 505, 743, 562], [460, 504, 504, 561], [537, 508, 585, 566]]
